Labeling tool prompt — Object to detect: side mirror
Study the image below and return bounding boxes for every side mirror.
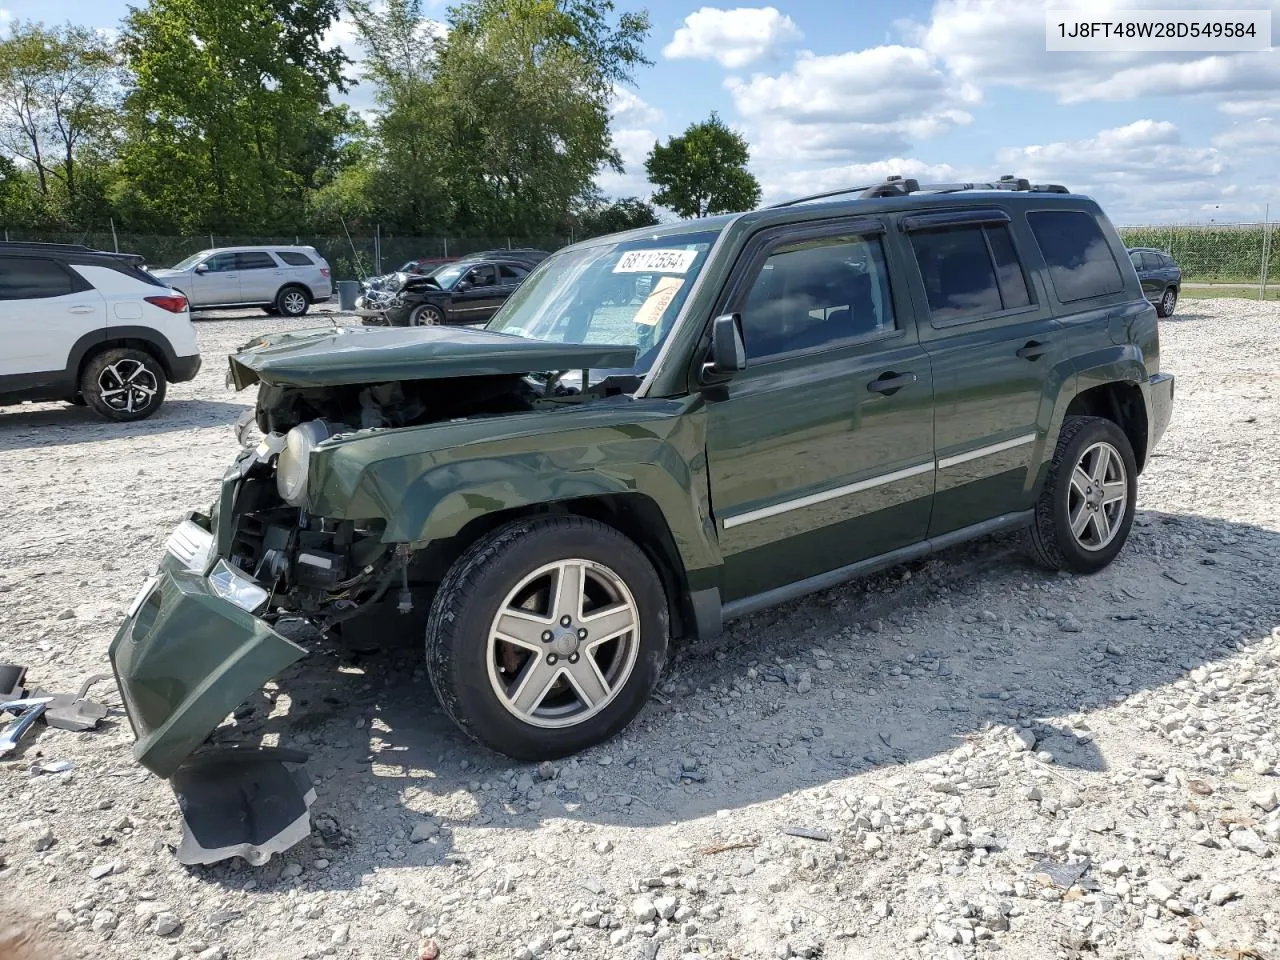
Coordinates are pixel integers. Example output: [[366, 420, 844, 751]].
[[456, 279, 471, 292], [194, 263, 209, 274], [702, 313, 746, 383]]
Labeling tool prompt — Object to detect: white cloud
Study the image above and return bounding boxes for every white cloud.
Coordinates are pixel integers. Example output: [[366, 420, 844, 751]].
[[1213, 118, 1280, 152], [996, 120, 1232, 221], [727, 45, 977, 162], [757, 158, 964, 205], [914, 0, 1280, 105], [1219, 98, 1280, 117], [610, 85, 663, 128], [596, 88, 664, 199], [664, 6, 802, 69]]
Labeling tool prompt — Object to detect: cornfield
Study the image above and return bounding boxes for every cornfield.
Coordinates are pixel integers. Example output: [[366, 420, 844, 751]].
[[1119, 223, 1276, 285]]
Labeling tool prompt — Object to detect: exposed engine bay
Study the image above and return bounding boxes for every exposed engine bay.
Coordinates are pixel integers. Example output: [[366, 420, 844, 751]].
[[223, 369, 640, 634]]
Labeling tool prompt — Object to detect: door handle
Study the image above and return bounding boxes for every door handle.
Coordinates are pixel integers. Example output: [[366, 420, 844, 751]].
[[68, 305, 96, 315], [867, 371, 917, 396], [1016, 340, 1048, 361]]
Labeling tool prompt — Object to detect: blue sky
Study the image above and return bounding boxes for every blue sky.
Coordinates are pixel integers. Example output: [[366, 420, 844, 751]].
[[5, 0, 1279, 223]]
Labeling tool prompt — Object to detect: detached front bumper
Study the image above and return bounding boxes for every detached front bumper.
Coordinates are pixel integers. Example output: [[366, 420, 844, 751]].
[[108, 520, 315, 864]]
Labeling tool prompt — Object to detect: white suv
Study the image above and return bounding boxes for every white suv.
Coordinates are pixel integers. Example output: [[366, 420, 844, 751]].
[[0, 242, 202, 422], [151, 245, 333, 316]]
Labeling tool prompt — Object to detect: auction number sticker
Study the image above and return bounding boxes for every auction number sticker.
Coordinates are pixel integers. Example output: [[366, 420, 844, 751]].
[[613, 249, 699, 274]]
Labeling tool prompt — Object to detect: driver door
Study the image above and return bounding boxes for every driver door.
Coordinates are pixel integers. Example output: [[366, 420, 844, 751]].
[[450, 263, 504, 323], [191, 252, 241, 305]]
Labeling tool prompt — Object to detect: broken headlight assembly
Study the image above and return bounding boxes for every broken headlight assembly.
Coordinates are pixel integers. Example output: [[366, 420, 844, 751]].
[[276, 420, 337, 507], [207, 559, 270, 613]]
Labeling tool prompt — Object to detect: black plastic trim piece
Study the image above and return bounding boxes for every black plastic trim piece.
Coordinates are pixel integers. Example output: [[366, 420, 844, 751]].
[[901, 208, 1013, 231]]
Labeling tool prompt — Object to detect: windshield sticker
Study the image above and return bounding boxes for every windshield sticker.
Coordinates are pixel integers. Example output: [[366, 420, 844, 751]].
[[632, 276, 684, 326], [613, 249, 699, 274]]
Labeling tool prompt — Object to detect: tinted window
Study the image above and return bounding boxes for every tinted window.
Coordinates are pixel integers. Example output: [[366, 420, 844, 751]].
[[499, 264, 528, 282], [1128, 251, 1144, 270], [0, 257, 74, 300], [204, 253, 237, 272], [234, 251, 277, 270], [740, 232, 896, 361], [1162, 254, 1176, 268], [467, 264, 496, 286], [1028, 210, 1124, 302], [276, 251, 314, 266], [909, 223, 1031, 324]]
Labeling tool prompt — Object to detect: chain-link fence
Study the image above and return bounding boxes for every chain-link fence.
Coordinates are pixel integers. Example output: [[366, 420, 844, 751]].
[[1118, 222, 1276, 295], [0, 229, 575, 282]]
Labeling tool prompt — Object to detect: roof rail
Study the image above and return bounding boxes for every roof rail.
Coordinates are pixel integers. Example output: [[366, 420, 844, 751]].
[[0, 240, 95, 252], [768, 174, 1071, 208], [0, 240, 146, 263]]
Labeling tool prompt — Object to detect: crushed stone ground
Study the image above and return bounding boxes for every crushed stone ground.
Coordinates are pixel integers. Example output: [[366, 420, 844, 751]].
[[0, 299, 1277, 960]]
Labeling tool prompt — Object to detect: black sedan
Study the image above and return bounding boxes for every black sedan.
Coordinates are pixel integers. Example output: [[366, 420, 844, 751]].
[[1127, 247, 1182, 318], [357, 255, 545, 327]]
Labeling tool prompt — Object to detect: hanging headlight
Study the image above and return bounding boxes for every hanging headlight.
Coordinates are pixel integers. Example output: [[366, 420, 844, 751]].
[[276, 420, 335, 506]]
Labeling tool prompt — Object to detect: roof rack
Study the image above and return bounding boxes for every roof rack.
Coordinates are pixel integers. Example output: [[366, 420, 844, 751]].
[[0, 241, 95, 252], [0, 240, 146, 264], [767, 174, 1071, 208]]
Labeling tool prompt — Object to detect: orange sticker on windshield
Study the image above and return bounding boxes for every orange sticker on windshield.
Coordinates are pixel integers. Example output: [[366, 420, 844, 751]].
[[632, 276, 684, 326]]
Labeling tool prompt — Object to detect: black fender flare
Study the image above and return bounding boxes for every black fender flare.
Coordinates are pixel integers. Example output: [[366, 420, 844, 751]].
[[68, 327, 181, 381]]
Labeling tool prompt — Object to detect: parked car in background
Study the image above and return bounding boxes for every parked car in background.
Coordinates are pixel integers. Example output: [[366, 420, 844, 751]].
[[357, 252, 550, 326], [0, 241, 200, 421], [150, 246, 332, 317], [1127, 247, 1181, 317]]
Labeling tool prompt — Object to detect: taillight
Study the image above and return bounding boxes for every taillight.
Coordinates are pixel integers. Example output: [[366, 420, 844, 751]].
[[145, 294, 188, 313], [320, 267, 330, 278]]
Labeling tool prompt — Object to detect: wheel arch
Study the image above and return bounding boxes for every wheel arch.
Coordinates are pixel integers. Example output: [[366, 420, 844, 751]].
[[275, 282, 312, 305], [1064, 381, 1150, 472], [72, 328, 178, 383]]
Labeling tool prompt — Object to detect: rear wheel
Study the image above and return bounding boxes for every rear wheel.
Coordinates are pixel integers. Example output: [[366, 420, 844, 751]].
[[275, 286, 310, 317], [426, 516, 668, 760], [80, 347, 167, 422], [1156, 287, 1177, 318], [1025, 416, 1137, 573]]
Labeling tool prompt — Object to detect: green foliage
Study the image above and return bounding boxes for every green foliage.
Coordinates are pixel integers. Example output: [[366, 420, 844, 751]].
[[644, 111, 760, 219], [574, 195, 659, 236], [1120, 226, 1276, 283]]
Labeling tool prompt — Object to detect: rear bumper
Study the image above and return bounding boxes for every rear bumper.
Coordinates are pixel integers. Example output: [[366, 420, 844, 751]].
[[170, 354, 202, 382], [109, 534, 306, 779], [1147, 372, 1174, 454]]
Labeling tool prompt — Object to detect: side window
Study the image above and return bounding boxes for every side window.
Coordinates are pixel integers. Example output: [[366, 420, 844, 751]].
[[0, 257, 75, 300], [276, 251, 314, 266], [499, 264, 527, 283], [234, 251, 277, 270], [1128, 251, 1144, 271], [1027, 210, 1125, 302], [204, 253, 237, 272], [739, 232, 897, 362], [468, 264, 496, 286], [909, 223, 1031, 325]]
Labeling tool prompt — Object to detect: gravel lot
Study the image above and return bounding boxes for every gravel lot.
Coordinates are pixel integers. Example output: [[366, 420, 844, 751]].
[[1, 299, 1278, 960]]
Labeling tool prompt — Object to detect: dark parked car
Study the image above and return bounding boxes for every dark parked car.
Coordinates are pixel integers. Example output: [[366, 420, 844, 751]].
[[1127, 247, 1181, 317], [357, 255, 546, 326], [111, 174, 1175, 864]]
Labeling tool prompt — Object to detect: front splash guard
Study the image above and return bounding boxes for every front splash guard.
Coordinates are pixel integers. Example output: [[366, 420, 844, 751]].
[[172, 747, 316, 866]]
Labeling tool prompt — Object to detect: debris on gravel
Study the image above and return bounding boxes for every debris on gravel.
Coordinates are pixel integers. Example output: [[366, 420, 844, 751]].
[[1, 300, 1279, 959]]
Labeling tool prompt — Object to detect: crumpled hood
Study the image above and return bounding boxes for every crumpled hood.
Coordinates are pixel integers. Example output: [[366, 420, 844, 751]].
[[227, 324, 639, 389]]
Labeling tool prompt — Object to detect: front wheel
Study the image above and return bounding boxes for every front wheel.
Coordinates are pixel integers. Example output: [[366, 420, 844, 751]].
[[1025, 416, 1137, 573], [426, 516, 668, 760], [409, 303, 445, 326], [80, 347, 168, 422], [1156, 287, 1177, 318]]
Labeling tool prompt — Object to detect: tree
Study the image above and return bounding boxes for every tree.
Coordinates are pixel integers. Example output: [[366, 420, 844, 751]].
[[644, 112, 760, 219], [574, 195, 659, 236], [116, 0, 353, 231], [0, 21, 121, 215]]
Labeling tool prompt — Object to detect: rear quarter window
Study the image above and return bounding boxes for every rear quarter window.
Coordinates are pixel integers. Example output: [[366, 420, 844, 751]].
[[0, 257, 76, 300], [277, 251, 314, 266], [1027, 210, 1125, 302]]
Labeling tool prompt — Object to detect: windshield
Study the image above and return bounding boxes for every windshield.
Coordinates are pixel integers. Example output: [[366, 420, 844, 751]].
[[428, 263, 467, 288], [485, 230, 721, 376], [170, 251, 210, 271]]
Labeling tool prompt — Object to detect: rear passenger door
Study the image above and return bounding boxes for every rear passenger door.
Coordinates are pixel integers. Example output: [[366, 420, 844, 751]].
[[0, 255, 105, 377], [903, 207, 1061, 537], [704, 218, 936, 602], [234, 251, 281, 303]]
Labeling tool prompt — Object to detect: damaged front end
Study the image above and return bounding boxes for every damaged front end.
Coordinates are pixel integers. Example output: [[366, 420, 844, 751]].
[[110, 323, 639, 865]]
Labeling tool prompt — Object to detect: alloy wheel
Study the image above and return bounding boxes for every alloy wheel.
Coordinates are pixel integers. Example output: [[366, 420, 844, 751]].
[[282, 290, 308, 315], [1162, 290, 1176, 316], [1067, 441, 1128, 551], [97, 359, 159, 415], [486, 559, 640, 728], [411, 306, 442, 326]]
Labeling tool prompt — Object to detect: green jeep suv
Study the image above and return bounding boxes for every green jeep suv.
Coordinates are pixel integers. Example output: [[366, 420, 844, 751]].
[[110, 176, 1174, 863]]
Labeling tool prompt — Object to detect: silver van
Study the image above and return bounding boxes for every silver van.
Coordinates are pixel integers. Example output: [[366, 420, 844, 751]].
[[151, 246, 332, 316]]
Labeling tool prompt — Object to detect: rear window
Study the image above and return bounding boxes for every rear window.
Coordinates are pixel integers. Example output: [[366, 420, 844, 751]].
[[909, 223, 1032, 325], [277, 251, 314, 266], [0, 257, 75, 300], [1027, 210, 1125, 302]]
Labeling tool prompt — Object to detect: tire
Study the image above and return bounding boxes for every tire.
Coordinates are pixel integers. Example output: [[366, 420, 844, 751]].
[[275, 286, 310, 317], [1024, 415, 1138, 573], [408, 303, 445, 326], [426, 516, 669, 760], [1156, 287, 1177, 318], [80, 347, 168, 422]]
